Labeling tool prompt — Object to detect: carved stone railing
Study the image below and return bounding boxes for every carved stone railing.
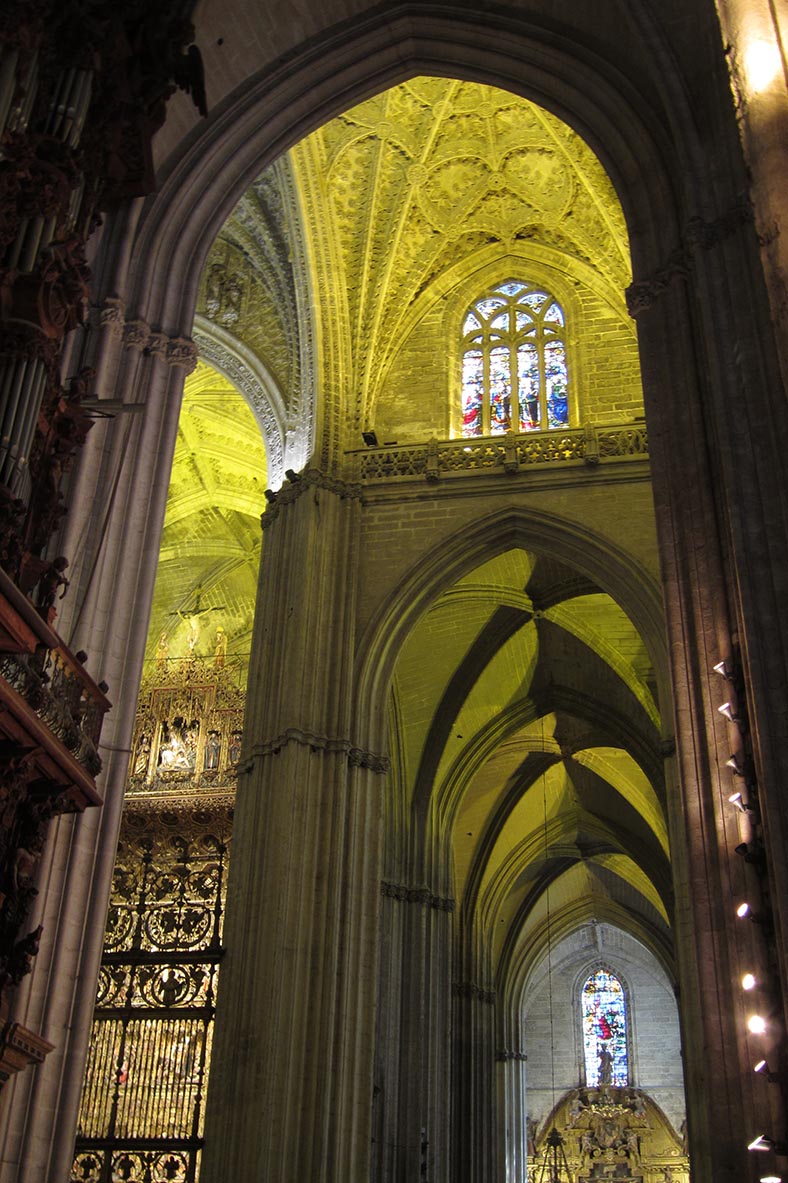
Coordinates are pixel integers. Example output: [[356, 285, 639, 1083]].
[[353, 423, 648, 483]]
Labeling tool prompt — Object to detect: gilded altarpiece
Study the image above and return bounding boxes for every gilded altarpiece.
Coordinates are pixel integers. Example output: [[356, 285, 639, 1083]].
[[71, 659, 244, 1183], [531, 1088, 689, 1183]]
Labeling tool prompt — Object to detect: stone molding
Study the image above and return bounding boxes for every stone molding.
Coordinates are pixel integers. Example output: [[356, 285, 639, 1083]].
[[627, 197, 754, 317], [260, 467, 363, 529], [248, 726, 389, 772], [452, 981, 496, 1004], [97, 298, 199, 372], [193, 320, 286, 487], [380, 882, 455, 911], [495, 1049, 527, 1062]]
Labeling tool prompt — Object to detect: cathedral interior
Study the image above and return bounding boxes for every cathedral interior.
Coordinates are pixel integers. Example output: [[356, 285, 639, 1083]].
[[0, 4, 787, 1183]]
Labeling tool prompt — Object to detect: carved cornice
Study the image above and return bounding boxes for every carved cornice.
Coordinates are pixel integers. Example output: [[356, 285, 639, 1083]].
[[380, 882, 455, 911], [684, 196, 753, 252], [248, 726, 389, 772], [98, 300, 199, 372], [627, 197, 754, 317], [625, 250, 689, 318], [260, 467, 363, 529], [452, 981, 496, 1004]]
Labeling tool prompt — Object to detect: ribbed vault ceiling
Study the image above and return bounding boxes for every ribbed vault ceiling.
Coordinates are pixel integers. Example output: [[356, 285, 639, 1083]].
[[148, 80, 663, 985], [389, 546, 669, 978], [144, 362, 267, 674]]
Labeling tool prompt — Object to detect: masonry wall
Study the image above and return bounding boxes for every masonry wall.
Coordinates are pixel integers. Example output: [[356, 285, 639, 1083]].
[[522, 923, 685, 1134]]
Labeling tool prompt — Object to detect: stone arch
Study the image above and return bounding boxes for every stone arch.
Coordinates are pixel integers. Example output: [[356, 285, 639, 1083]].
[[192, 315, 287, 488], [102, 4, 700, 474], [354, 503, 667, 761]]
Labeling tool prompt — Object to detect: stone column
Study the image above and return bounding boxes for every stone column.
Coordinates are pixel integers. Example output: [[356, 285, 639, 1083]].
[[0, 311, 194, 1180], [374, 884, 453, 1183], [200, 469, 386, 1183], [628, 199, 788, 1179], [452, 973, 497, 1183]]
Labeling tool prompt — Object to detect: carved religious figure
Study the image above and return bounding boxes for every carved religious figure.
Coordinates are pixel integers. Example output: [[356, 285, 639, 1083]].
[[204, 731, 221, 770], [155, 631, 169, 670], [213, 627, 227, 668]]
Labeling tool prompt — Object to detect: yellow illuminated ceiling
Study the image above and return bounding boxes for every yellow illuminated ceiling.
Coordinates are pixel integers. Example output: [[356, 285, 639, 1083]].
[[162, 81, 660, 978], [389, 545, 668, 974], [144, 362, 267, 673], [291, 77, 631, 432]]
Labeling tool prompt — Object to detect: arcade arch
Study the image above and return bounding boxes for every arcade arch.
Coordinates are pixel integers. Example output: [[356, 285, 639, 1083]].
[[11, 8, 785, 1183]]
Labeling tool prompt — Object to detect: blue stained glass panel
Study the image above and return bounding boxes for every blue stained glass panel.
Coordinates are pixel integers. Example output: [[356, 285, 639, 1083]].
[[489, 347, 512, 434], [515, 311, 535, 333], [463, 312, 481, 333], [544, 301, 565, 326], [582, 970, 628, 1087], [521, 291, 549, 312], [517, 343, 540, 430], [544, 340, 569, 428], [462, 351, 484, 436], [500, 281, 525, 295], [476, 298, 507, 320]]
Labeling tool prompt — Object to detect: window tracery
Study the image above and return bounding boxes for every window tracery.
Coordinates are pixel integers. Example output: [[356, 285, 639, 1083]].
[[581, 967, 629, 1087], [461, 281, 570, 437]]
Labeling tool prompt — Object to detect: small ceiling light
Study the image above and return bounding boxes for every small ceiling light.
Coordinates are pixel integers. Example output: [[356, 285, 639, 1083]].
[[713, 660, 733, 679], [738, 902, 752, 918], [760, 1176, 782, 1183], [718, 701, 739, 723], [742, 973, 757, 991], [749, 1135, 774, 1152], [748, 1015, 767, 1035]]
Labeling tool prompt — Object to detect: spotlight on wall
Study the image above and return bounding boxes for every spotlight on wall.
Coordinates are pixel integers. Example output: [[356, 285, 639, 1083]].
[[754, 1059, 780, 1083], [748, 1015, 767, 1035], [362, 430, 379, 447], [742, 973, 757, 991], [727, 754, 746, 776], [735, 842, 765, 868], [759, 1176, 782, 1183], [729, 791, 754, 813], [713, 660, 734, 679], [718, 701, 740, 723], [737, 901, 766, 925], [748, 1135, 788, 1154]]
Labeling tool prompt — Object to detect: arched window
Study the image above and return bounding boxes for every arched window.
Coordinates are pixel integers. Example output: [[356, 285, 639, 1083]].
[[461, 280, 569, 436], [581, 968, 629, 1087]]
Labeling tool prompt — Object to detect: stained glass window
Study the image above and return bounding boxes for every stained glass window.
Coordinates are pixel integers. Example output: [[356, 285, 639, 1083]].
[[581, 969, 629, 1087], [460, 280, 570, 436]]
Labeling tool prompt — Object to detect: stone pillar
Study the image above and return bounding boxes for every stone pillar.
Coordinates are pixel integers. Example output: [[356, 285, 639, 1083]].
[[0, 316, 194, 1179], [627, 200, 788, 1178], [200, 469, 385, 1183], [452, 974, 497, 1183], [374, 884, 453, 1183], [497, 1048, 528, 1183]]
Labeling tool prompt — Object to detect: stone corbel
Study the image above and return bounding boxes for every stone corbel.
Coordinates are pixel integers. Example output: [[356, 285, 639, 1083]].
[[261, 467, 362, 529], [98, 296, 126, 337], [380, 881, 455, 910]]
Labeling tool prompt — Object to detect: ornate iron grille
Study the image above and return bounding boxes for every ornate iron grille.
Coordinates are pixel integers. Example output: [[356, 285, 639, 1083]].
[[72, 804, 233, 1183]]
